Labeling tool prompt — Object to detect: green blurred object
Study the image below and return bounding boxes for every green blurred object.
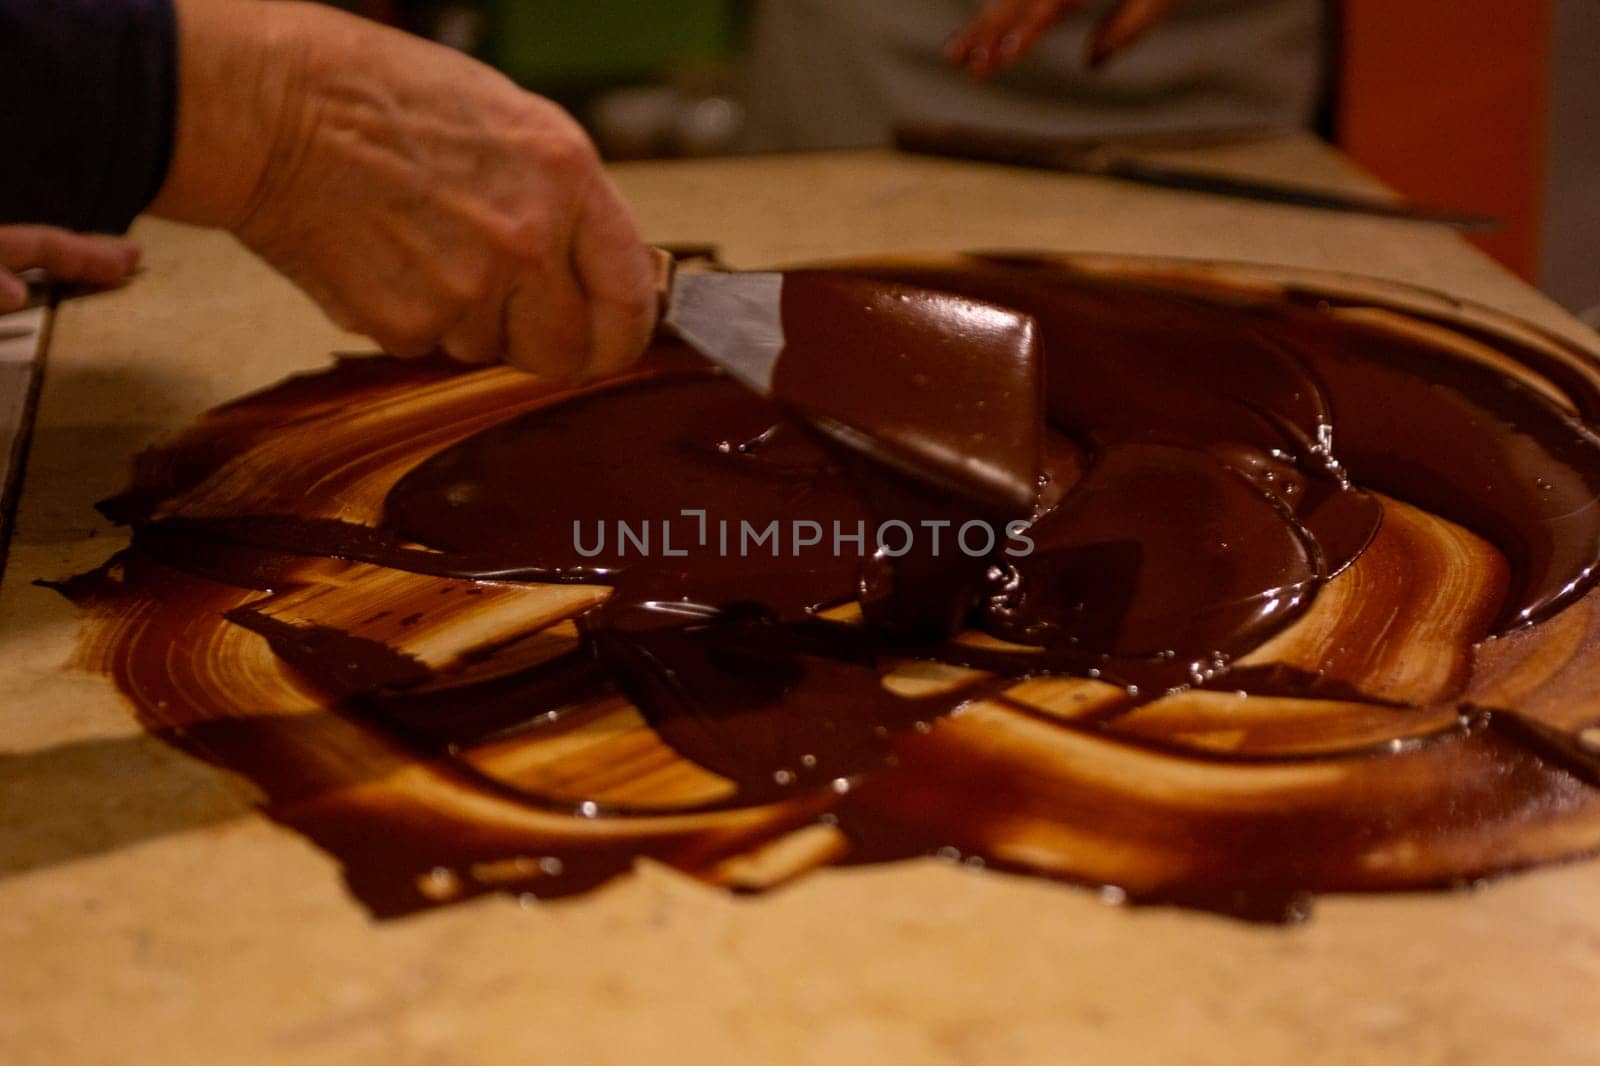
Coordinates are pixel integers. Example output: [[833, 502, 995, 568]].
[[488, 1, 740, 93]]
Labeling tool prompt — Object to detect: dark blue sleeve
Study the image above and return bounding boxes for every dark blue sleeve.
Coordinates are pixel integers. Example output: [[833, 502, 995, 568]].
[[0, 0, 178, 233]]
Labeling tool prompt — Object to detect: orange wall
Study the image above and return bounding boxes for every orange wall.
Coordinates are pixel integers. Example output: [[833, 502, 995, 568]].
[[1337, 1, 1552, 279]]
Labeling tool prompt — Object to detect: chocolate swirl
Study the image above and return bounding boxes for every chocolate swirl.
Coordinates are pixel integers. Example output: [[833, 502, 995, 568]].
[[57, 255, 1600, 920]]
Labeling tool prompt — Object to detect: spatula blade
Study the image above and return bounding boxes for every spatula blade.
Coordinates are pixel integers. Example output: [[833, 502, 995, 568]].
[[662, 271, 786, 393]]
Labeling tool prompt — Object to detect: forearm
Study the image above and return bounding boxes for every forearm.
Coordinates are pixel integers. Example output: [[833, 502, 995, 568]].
[[148, 0, 310, 229]]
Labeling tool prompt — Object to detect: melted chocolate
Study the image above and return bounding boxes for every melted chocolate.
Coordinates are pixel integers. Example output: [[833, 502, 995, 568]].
[[772, 272, 1043, 514], [853, 258, 1600, 628], [55, 256, 1600, 920]]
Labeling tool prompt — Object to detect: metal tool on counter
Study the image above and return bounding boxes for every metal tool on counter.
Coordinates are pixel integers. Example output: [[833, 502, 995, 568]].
[[892, 120, 1500, 230], [652, 249, 1044, 513], [0, 270, 132, 579], [0, 272, 51, 580]]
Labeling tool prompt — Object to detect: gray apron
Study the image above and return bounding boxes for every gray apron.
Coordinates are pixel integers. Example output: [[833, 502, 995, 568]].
[[740, 0, 1325, 150]]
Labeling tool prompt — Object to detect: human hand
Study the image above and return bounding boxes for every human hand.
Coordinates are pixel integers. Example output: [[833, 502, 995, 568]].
[[151, 0, 655, 382], [0, 226, 141, 313], [946, 0, 1185, 76]]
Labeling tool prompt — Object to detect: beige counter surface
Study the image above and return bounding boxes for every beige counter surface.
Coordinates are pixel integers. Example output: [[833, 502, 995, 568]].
[[3, 141, 1598, 1065]]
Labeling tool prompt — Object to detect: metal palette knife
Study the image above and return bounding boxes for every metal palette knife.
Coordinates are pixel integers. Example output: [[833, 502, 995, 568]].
[[656, 253, 1045, 515]]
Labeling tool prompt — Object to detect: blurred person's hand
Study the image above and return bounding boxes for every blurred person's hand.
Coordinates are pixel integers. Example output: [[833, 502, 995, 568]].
[[150, 0, 656, 381], [0, 227, 141, 313], [946, 0, 1185, 76]]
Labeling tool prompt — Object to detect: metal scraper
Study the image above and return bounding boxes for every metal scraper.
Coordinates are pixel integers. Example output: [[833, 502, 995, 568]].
[[655, 252, 1044, 515]]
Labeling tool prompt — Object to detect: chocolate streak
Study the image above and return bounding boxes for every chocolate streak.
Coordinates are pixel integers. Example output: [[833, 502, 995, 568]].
[[58, 256, 1600, 920]]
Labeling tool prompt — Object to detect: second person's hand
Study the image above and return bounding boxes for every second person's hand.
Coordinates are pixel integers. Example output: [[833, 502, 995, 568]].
[[946, 0, 1185, 76]]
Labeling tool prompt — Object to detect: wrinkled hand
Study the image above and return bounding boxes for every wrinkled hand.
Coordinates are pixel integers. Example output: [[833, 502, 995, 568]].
[[152, 0, 655, 381], [946, 0, 1185, 76], [0, 226, 140, 313]]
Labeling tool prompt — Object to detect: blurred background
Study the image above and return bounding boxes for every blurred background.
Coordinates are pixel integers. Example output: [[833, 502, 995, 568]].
[[336, 1, 1594, 321]]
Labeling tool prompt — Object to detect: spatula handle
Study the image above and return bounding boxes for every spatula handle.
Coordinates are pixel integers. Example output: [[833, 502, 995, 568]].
[[649, 246, 676, 324]]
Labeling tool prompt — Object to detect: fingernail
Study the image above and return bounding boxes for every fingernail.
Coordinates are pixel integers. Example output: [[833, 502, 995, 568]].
[[967, 44, 992, 76], [997, 32, 1025, 65]]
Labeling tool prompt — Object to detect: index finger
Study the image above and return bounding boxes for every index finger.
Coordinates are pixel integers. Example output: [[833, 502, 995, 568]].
[[0, 226, 140, 285], [1087, 0, 1183, 67]]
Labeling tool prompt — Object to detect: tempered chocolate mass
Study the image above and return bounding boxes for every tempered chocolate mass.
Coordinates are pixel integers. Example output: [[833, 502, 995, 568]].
[[62, 255, 1600, 920]]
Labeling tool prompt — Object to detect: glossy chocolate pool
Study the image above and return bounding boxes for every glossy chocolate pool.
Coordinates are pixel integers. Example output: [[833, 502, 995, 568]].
[[57, 255, 1600, 920]]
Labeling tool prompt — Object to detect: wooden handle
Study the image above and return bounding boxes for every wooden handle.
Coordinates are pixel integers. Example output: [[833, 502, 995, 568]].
[[892, 120, 1096, 170], [650, 247, 676, 324], [652, 246, 730, 334]]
